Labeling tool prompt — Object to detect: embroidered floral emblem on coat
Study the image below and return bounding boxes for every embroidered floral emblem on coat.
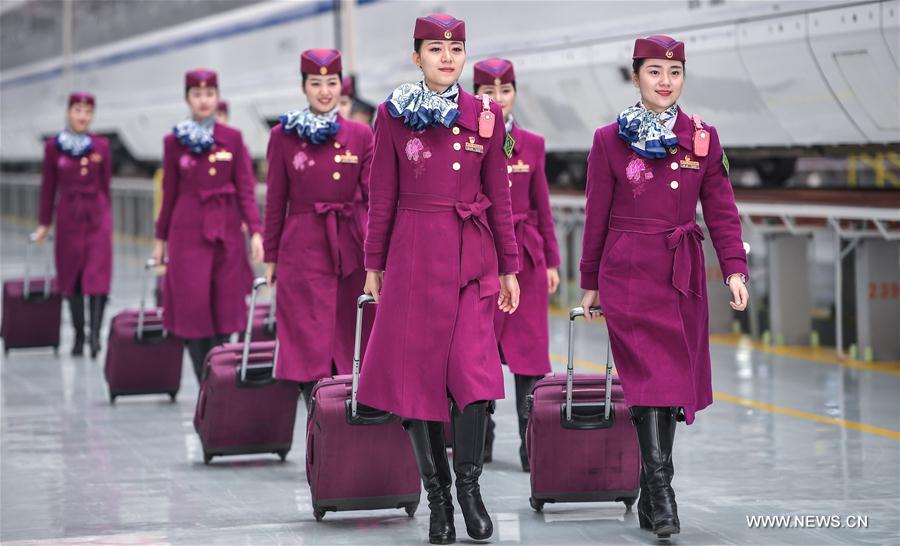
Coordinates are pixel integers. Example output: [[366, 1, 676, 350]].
[[625, 154, 654, 198], [404, 136, 432, 177]]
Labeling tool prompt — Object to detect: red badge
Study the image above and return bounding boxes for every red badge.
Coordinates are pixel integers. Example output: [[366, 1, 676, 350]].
[[478, 95, 494, 138], [692, 114, 709, 157]]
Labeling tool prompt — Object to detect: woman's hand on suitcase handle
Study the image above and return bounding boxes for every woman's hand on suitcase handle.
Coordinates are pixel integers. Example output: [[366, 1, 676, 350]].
[[727, 275, 749, 311], [249, 233, 264, 264], [364, 270, 384, 303], [581, 290, 601, 320], [152, 239, 167, 265], [547, 268, 560, 295], [33, 225, 50, 243], [265, 263, 277, 287], [498, 274, 520, 314]]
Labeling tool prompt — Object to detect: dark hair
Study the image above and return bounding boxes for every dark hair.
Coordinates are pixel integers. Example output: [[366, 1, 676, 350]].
[[473, 81, 516, 94], [414, 39, 423, 53], [632, 59, 686, 73], [301, 72, 343, 86]]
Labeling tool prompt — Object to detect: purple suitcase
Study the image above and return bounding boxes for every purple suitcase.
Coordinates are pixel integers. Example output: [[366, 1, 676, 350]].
[[193, 277, 299, 464], [105, 259, 183, 403], [1, 237, 62, 354], [306, 294, 420, 521], [526, 306, 640, 512]]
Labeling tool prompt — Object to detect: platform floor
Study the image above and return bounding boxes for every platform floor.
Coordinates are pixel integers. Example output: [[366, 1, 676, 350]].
[[1, 221, 898, 546]]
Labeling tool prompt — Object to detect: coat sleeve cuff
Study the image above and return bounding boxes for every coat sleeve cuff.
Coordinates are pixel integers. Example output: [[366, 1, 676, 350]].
[[498, 252, 519, 275], [365, 252, 386, 272], [580, 272, 599, 291], [264, 249, 278, 263], [721, 257, 749, 285]]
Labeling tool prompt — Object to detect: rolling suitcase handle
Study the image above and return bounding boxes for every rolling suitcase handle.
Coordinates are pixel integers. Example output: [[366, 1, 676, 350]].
[[350, 294, 376, 419], [264, 287, 276, 335], [566, 306, 612, 424], [23, 233, 52, 300], [240, 277, 280, 382]]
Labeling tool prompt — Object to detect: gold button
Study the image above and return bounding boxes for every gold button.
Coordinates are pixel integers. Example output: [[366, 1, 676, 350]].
[[80, 167, 88, 176], [208, 154, 216, 163], [209, 167, 217, 176], [670, 162, 678, 170], [508, 180, 513, 187], [80, 157, 88, 166], [452, 127, 460, 135], [334, 154, 342, 163], [332, 172, 341, 181], [334, 142, 341, 149], [670, 181, 679, 189], [453, 142, 461, 151], [452, 162, 461, 171], [507, 165, 513, 174]]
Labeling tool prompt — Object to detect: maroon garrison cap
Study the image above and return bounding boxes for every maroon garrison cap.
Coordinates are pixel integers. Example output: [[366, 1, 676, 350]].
[[185, 69, 218, 90], [216, 100, 228, 114], [68, 92, 95, 108], [341, 76, 354, 97], [414, 14, 465, 41], [473, 58, 515, 87], [633, 35, 685, 62], [301, 49, 342, 76]]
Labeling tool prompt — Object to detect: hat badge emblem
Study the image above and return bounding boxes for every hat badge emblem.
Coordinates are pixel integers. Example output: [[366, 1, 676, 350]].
[[665, 50, 674, 59], [444, 30, 452, 39], [494, 77, 502, 86], [320, 66, 328, 75]]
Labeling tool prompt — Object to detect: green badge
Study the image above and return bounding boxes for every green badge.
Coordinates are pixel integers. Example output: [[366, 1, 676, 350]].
[[503, 133, 516, 159], [722, 149, 730, 175]]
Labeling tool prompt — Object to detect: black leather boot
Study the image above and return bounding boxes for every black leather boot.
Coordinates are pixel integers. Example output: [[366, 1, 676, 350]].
[[88, 295, 107, 358], [404, 420, 455, 545], [514, 374, 541, 472], [483, 413, 495, 463], [298, 382, 316, 410], [68, 295, 85, 356], [637, 464, 653, 529], [451, 401, 493, 541], [631, 406, 680, 538], [185, 339, 210, 382]]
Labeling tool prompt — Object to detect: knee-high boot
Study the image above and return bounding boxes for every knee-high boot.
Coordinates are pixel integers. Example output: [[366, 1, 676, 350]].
[[452, 400, 493, 541], [185, 338, 210, 382], [404, 420, 455, 544], [298, 382, 316, 410], [514, 374, 542, 472], [630, 406, 680, 538], [68, 295, 85, 356], [88, 295, 108, 358]]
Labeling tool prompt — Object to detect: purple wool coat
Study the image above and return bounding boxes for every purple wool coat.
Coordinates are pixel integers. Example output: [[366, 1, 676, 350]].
[[493, 124, 560, 376], [580, 109, 748, 424], [357, 90, 519, 422], [156, 122, 262, 339], [39, 135, 113, 296], [264, 115, 374, 383]]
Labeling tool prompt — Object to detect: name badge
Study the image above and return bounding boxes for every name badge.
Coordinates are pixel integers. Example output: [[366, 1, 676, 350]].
[[334, 151, 359, 164], [464, 137, 484, 154], [213, 151, 233, 162], [679, 155, 700, 170], [509, 159, 531, 174]]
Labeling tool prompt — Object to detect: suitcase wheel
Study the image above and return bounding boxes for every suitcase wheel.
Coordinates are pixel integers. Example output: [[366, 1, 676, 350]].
[[313, 507, 326, 521], [53, 345, 59, 356], [404, 503, 417, 517], [203, 452, 214, 465], [529, 497, 544, 512], [622, 497, 637, 509], [276, 450, 288, 462], [169, 392, 177, 403], [109, 394, 116, 405]]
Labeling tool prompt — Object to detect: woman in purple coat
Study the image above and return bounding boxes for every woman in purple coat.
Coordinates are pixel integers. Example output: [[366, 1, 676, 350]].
[[580, 36, 750, 538], [357, 15, 520, 544], [35, 92, 112, 358], [153, 70, 264, 381], [263, 49, 373, 406], [472, 58, 560, 472]]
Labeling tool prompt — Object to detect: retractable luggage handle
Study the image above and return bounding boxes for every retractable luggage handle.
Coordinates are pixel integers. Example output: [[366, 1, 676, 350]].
[[240, 277, 279, 382], [350, 294, 376, 419], [566, 306, 612, 423], [137, 258, 163, 339], [23, 233, 52, 300]]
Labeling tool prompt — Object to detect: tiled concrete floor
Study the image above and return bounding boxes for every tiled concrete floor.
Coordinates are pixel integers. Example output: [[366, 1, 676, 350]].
[[2, 222, 898, 546]]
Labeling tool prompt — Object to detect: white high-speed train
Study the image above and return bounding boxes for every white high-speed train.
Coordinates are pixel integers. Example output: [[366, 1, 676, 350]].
[[1, 0, 897, 184]]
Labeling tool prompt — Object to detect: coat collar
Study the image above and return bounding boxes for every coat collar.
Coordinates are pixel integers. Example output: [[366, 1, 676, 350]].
[[332, 113, 352, 147], [672, 107, 693, 152], [509, 122, 524, 154]]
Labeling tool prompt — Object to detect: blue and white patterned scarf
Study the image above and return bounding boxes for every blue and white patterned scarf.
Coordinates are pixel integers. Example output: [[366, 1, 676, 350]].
[[56, 130, 93, 158], [386, 80, 460, 130], [616, 103, 679, 159], [173, 116, 216, 154], [280, 108, 340, 145]]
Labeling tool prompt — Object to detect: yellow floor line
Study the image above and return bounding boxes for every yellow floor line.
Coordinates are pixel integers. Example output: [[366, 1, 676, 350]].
[[548, 305, 900, 374], [547, 352, 900, 440]]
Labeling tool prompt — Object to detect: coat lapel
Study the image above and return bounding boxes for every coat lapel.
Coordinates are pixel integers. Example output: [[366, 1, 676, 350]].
[[673, 107, 694, 153]]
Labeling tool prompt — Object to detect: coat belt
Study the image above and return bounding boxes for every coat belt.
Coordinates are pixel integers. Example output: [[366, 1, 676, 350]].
[[197, 185, 237, 243], [512, 210, 541, 268], [398, 192, 500, 297], [289, 201, 362, 278], [609, 215, 705, 298]]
